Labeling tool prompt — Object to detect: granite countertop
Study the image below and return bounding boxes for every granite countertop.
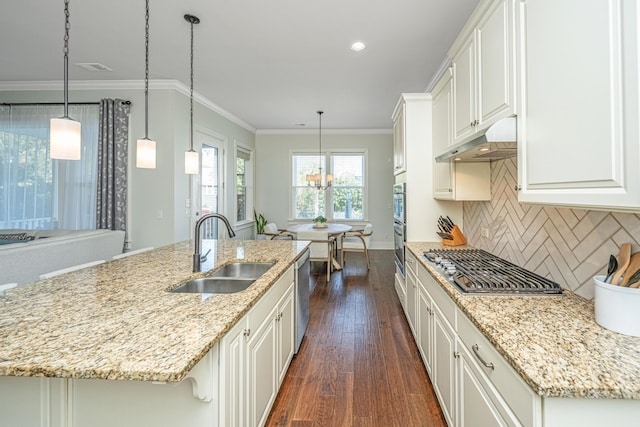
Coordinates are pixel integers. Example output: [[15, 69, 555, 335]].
[[0, 239, 308, 382], [406, 242, 640, 400]]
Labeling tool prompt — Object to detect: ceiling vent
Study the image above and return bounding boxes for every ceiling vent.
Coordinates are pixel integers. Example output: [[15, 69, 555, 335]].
[[76, 63, 112, 72]]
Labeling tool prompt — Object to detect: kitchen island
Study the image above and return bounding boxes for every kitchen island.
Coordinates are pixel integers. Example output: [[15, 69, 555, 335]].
[[405, 242, 640, 427], [0, 239, 309, 427]]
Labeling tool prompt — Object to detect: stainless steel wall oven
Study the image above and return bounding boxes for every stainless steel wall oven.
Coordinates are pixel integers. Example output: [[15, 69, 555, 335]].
[[393, 183, 406, 275]]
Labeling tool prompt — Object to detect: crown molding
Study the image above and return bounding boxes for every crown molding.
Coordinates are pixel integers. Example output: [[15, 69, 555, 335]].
[[425, 56, 452, 93], [0, 79, 256, 133], [256, 128, 392, 135]]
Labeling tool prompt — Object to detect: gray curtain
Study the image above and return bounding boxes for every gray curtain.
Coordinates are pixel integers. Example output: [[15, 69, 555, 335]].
[[96, 99, 130, 232]]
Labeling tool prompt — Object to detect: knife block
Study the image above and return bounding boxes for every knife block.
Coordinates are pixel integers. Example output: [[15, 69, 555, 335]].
[[442, 225, 467, 246]]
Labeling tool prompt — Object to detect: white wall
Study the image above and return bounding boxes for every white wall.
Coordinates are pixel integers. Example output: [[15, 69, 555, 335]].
[[0, 84, 255, 250], [255, 132, 394, 249]]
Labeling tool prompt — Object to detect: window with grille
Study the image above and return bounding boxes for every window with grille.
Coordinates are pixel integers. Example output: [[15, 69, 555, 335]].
[[291, 152, 365, 220]]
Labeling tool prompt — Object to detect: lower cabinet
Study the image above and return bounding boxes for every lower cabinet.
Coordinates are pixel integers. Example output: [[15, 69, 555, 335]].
[[407, 254, 535, 427], [220, 266, 295, 427], [432, 306, 457, 427], [458, 344, 508, 427]]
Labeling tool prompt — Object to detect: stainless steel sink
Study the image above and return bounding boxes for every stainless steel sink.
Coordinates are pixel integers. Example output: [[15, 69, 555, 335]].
[[170, 262, 275, 294], [209, 262, 274, 279], [171, 278, 256, 294]]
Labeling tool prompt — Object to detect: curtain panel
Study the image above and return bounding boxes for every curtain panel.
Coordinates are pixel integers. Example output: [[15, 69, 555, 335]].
[[96, 99, 130, 232]]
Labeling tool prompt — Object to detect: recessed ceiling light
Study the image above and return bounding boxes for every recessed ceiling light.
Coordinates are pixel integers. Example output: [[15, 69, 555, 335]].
[[350, 41, 366, 52], [454, 157, 462, 161], [479, 147, 490, 152]]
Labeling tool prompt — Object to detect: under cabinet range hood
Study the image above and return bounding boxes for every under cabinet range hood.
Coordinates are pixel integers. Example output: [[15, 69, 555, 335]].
[[435, 117, 517, 162]]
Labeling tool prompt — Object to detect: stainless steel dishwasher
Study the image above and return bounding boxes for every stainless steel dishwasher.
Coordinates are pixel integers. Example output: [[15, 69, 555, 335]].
[[294, 248, 310, 353]]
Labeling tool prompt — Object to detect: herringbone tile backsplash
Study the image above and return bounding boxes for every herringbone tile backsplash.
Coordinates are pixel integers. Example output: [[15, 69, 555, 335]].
[[463, 158, 640, 299]]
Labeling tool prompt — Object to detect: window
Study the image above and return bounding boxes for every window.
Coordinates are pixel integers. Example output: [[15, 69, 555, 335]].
[[291, 152, 365, 220], [235, 146, 253, 224], [0, 104, 99, 230]]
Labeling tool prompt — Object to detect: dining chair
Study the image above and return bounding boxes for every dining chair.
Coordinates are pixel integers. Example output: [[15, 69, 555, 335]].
[[297, 230, 334, 281], [341, 223, 373, 269], [112, 247, 154, 260], [39, 260, 106, 280], [263, 223, 294, 240]]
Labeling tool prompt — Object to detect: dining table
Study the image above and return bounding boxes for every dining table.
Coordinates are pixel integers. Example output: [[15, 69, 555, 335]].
[[286, 223, 352, 269]]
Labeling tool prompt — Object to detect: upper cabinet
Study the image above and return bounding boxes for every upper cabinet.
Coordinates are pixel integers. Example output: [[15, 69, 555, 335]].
[[432, 69, 491, 201], [516, 0, 640, 210], [451, 0, 516, 144], [393, 103, 406, 175]]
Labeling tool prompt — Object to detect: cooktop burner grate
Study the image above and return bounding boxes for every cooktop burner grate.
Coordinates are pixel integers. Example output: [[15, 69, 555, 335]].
[[423, 249, 563, 295]]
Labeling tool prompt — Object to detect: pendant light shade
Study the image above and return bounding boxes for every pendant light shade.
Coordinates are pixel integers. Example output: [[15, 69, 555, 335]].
[[50, 0, 81, 160], [136, 138, 156, 168], [184, 14, 200, 175], [136, 0, 156, 169], [185, 150, 199, 174], [50, 117, 81, 160]]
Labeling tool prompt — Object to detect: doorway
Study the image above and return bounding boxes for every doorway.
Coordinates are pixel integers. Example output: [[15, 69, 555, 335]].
[[191, 130, 225, 239]]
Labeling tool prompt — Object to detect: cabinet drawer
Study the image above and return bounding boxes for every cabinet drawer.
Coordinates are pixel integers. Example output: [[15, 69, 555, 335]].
[[457, 313, 539, 427], [405, 252, 418, 275], [418, 266, 456, 329], [248, 266, 294, 333], [395, 272, 406, 306]]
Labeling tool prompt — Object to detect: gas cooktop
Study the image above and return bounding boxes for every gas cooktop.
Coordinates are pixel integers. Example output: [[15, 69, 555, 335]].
[[423, 249, 563, 295]]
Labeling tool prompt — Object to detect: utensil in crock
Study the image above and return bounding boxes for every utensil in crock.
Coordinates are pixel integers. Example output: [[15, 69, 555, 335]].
[[604, 254, 617, 283], [610, 243, 632, 285], [620, 253, 640, 287]]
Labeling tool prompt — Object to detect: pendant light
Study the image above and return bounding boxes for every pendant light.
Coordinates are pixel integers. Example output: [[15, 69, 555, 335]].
[[306, 111, 333, 190], [184, 14, 200, 175], [136, 0, 156, 169], [50, 0, 81, 160]]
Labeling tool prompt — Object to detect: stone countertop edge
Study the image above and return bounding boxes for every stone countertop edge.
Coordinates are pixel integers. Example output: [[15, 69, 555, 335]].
[[0, 239, 310, 383], [405, 242, 640, 400]]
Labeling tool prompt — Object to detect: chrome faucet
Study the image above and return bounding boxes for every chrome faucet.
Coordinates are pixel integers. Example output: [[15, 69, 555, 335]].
[[193, 213, 237, 272]]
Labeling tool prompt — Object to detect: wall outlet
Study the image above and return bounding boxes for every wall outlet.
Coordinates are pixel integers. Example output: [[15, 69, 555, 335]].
[[480, 226, 490, 238]]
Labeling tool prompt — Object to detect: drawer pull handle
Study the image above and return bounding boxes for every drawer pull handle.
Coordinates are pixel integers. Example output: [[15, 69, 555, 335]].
[[472, 344, 494, 370]]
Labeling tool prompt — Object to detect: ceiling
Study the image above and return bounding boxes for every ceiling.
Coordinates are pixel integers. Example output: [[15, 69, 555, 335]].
[[0, 0, 479, 131]]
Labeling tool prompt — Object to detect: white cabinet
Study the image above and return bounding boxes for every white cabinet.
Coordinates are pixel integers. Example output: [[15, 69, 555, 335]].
[[458, 343, 508, 427], [392, 93, 463, 242], [432, 67, 491, 201], [433, 305, 457, 427], [276, 284, 295, 386], [405, 264, 418, 338], [219, 266, 295, 427], [516, 0, 640, 211], [451, 0, 515, 144], [393, 103, 406, 175], [410, 257, 537, 427]]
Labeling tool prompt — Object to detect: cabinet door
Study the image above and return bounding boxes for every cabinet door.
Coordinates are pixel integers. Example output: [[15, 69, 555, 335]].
[[220, 319, 248, 427], [433, 310, 456, 427], [453, 36, 477, 143], [405, 267, 418, 337], [417, 286, 433, 375], [517, 0, 640, 210], [432, 69, 456, 200], [459, 353, 507, 427], [393, 104, 406, 175], [277, 282, 295, 386], [477, 0, 514, 125], [248, 307, 278, 427]]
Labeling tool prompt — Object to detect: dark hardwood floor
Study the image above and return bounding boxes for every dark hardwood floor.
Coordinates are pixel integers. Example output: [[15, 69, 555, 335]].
[[266, 250, 447, 427]]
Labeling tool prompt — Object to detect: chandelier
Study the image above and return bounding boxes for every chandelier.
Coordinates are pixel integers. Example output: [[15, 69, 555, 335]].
[[306, 111, 333, 190]]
